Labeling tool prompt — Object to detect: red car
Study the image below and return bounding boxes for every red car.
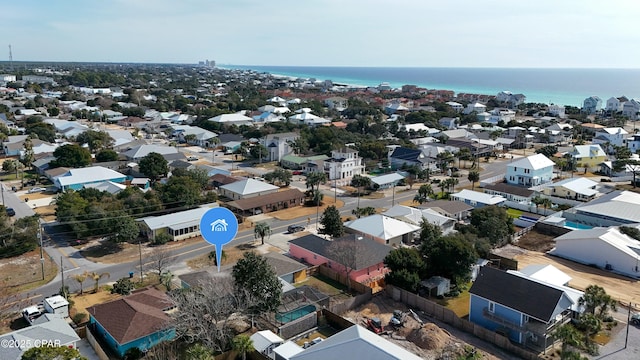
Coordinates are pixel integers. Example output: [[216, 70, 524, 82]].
[[292, 170, 303, 175]]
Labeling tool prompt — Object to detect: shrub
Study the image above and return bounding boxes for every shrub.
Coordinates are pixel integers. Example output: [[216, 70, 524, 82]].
[[73, 312, 87, 325], [153, 232, 172, 245]]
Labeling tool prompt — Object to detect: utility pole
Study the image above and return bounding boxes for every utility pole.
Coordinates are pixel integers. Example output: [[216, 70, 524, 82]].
[[60, 256, 65, 295], [625, 301, 632, 349], [138, 237, 144, 283], [8, 45, 13, 71], [38, 220, 44, 280], [1, 182, 4, 205]]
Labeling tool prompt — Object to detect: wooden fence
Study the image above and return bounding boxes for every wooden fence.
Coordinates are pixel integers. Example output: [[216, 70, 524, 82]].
[[386, 285, 540, 360], [85, 326, 110, 360]]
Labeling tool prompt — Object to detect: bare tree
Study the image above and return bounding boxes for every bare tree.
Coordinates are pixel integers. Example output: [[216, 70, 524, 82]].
[[170, 276, 255, 354], [146, 248, 176, 282], [327, 238, 366, 292]]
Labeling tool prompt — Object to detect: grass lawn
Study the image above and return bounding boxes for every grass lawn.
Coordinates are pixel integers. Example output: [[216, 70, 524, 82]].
[[296, 274, 351, 300], [506, 208, 523, 219], [435, 287, 471, 318]]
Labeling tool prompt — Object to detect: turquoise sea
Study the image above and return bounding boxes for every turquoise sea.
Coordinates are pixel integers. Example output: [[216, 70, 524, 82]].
[[224, 65, 640, 107]]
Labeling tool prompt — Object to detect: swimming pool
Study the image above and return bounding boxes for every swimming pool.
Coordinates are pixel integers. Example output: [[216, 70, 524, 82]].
[[276, 305, 316, 323], [564, 221, 593, 230]]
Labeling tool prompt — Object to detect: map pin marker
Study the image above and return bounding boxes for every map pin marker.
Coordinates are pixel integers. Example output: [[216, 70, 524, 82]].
[[199, 207, 239, 272]]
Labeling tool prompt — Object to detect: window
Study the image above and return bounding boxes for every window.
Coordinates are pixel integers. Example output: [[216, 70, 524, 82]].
[[522, 314, 529, 323], [488, 302, 495, 313]]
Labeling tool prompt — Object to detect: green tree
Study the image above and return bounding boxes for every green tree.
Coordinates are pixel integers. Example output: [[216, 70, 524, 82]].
[[22, 137, 35, 170], [89, 271, 110, 293], [185, 343, 214, 360], [352, 206, 376, 218], [579, 285, 617, 319], [110, 216, 140, 243], [470, 206, 514, 246], [70, 271, 89, 295], [536, 145, 558, 158], [232, 334, 255, 360], [436, 151, 455, 174], [319, 205, 344, 238], [139, 152, 169, 182], [421, 234, 477, 285], [111, 277, 135, 295], [159, 176, 203, 208], [350, 174, 372, 209], [456, 148, 473, 169], [264, 168, 292, 186], [553, 324, 583, 360], [172, 167, 210, 190], [384, 247, 425, 292], [249, 144, 268, 162], [253, 222, 272, 245], [306, 171, 327, 193], [578, 313, 601, 353], [21, 345, 87, 360], [232, 252, 283, 313], [419, 220, 442, 245], [467, 170, 480, 191], [95, 149, 119, 162], [76, 130, 114, 152], [413, 184, 434, 204], [51, 144, 92, 168], [613, 158, 640, 188], [161, 270, 175, 290]]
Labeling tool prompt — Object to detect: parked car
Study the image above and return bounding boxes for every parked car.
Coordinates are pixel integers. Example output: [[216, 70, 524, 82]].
[[631, 313, 640, 325], [187, 156, 199, 161], [288, 225, 305, 233], [6, 208, 15, 216], [292, 170, 303, 175], [27, 187, 46, 194]]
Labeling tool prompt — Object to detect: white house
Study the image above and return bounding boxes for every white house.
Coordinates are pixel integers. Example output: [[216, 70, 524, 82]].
[[450, 189, 506, 208], [54, 166, 128, 191], [463, 102, 486, 115], [382, 205, 456, 235], [592, 127, 628, 151], [344, 214, 420, 246], [324, 97, 348, 111], [548, 104, 566, 118], [138, 205, 218, 241], [251, 330, 284, 359], [323, 148, 364, 185], [171, 125, 218, 147], [261, 132, 298, 162], [446, 101, 464, 113], [561, 190, 640, 227], [622, 99, 640, 120], [207, 112, 254, 126], [123, 144, 180, 161], [605, 96, 626, 113], [506, 153, 555, 186], [551, 227, 640, 279], [287, 111, 330, 126], [582, 96, 602, 114]]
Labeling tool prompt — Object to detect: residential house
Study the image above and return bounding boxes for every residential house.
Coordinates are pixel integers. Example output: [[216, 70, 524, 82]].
[[370, 173, 405, 190], [505, 153, 555, 186], [463, 102, 486, 115], [568, 145, 607, 172], [289, 233, 392, 288], [488, 108, 516, 124], [87, 287, 176, 358], [251, 330, 285, 359], [54, 166, 128, 191], [539, 177, 607, 202], [469, 266, 579, 352], [281, 154, 329, 171], [285, 325, 422, 360], [418, 199, 473, 221], [344, 214, 420, 246], [84, 181, 127, 194], [207, 112, 254, 126], [263, 252, 308, 284], [123, 144, 181, 161], [218, 178, 279, 200], [496, 91, 526, 107], [450, 189, 506, 208], [138, 205, 218, 241], [44, 118, 89, 138], [622, 99, 640, 120], [382, 205, 456, 235], [439, 117, 459, 129], [171, 125, 218, 147], [561, 190, 640, 227], [0, 314, 81, 360], [225, 188, 305, 217], [324, 96, 348, 111], [548, 104, 566, 118], [262, 132, 299, 162], [287, 111, 330, 126], [592, 127, 628, 152], [483, 182, 535, 203], [323, 148, 364, 185], [388, 147, 432, 171], [625, 134, 640, 153], [550, 226, 640, 278], [543, 123, 573, 144], [582, 96, 602, 114], [446, 101, 464, 113], [106, 129, 136, 148], [605, 96, 626, 113]]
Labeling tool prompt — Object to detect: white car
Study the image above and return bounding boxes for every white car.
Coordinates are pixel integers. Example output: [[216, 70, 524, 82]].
[[27, 187, 46, 194]]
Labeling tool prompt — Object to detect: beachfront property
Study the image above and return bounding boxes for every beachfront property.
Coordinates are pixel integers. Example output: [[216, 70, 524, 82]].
[[622, 99, 640, 120], [605, 96, 627, 113], [582, 96, 602, 114]]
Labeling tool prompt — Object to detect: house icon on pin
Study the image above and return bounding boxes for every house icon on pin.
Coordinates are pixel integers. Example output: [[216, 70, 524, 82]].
[[210, 219, 228, 232]]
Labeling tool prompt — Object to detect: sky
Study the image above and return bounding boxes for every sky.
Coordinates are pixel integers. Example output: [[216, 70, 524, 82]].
[[3, 0, 640, 68]]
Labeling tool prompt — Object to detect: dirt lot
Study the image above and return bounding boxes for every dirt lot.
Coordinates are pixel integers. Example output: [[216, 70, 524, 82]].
[[343, 295, 513, 360], [0, 250, 58, 294], [506, 248, 640, 306], [516, 230, 556, 252]]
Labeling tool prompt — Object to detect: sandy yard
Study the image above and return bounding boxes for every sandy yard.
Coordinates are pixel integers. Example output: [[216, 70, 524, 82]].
[[343, 295, 511, 360], [509, 248, 640, 307]]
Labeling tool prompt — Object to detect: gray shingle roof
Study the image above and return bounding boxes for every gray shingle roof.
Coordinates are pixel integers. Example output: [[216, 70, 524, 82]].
[[289, 234, 392, 270]]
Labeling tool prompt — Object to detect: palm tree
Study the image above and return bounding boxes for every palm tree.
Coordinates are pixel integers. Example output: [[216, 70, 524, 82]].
[[89, 271, 110, 293], [351, 174, 372, 210], [468, 170, 480, 190], [232, 334, 255, 360], [531, 196, 545, 214], [413, 184, 433, 204], [160, 271, 174, 290], [253, 222, 272, 245], [185, 343, 214, 360], [70, 271, 89, 295], [580, 313, 601, 349], [553, 324, 583, 360]]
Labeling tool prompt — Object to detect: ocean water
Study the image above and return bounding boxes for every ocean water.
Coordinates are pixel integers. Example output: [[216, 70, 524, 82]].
[[224, 65, 640, 107]]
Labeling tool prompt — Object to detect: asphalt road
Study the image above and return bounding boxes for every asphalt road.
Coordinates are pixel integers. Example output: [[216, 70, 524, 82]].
[[0, 181, 36, 218]]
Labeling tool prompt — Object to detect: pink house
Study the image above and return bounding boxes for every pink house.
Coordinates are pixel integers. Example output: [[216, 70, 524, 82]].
[[288, 234, 392, 286]]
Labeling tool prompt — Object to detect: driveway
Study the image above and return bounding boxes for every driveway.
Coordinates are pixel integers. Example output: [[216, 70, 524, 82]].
[[588, 313, 640, 359]]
